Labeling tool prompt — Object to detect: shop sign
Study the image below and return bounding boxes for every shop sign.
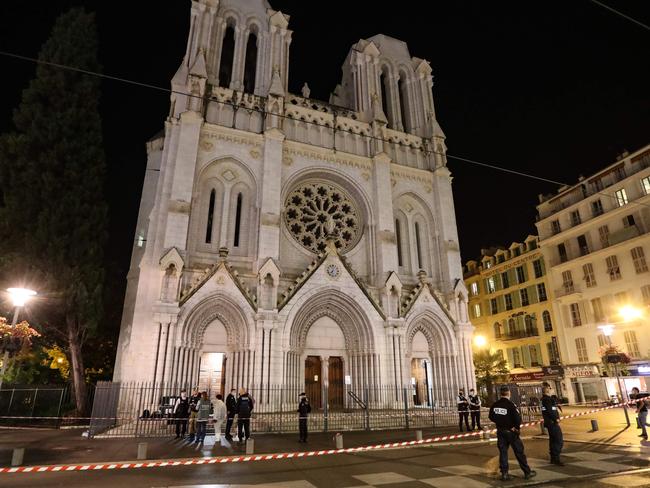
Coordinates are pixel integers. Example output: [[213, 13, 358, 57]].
[[542, 365, 564, 376], [510, 371, 545, 382], [633, 365, 650, 376], [564, 365, 599, 378]]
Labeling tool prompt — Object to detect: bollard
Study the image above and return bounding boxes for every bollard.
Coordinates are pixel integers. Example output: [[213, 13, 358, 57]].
[[591, 419, 599, 432], [335, 432, 344, 449], [137, 442, 148, 460], [540, 422, 546, 435], [482, 428, 491, 441], [11, 448, 25, 467], [245, 438, 254, 455], [415, 430, 423, 441]]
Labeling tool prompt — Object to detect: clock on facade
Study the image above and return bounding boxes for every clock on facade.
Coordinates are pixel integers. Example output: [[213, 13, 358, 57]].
[[326, 264, 341, 279]]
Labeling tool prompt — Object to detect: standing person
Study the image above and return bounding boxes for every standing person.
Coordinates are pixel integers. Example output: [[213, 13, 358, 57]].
[[225, 389, 237, 441], [187, 387, 201, 442], [631, 387, 650, 439], [297, 392, 311, 443], [468, 389, 482, 430], [172, 390, 190, 439], [541, 385, 564, 465], [213, 393, 227, 443], [489, 385, 537, 481], [236, 387, 254, 443], [457, 388, 470, 432], [195, 391, 212, 444]]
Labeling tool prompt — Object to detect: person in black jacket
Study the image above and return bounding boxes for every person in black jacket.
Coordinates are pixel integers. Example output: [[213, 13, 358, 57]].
[[457, 389, 470, 432], [541, 385, 564, 465], [172, 390, 190, 439], [297, 392, 311, 442], [225, 389, 237, 441], [236, 387, 254, 443], [468, 389, 482, 430], [489, 385, 536, 481]]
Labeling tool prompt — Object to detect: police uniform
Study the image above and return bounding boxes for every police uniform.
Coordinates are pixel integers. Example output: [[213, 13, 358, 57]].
[[469, 393, 482, 430], [541, 393, 563, 463], [297, 394, 311, 442], [457, 392, 470, 431], [489, 396, 533, 477], [236, 393, 254, 441]]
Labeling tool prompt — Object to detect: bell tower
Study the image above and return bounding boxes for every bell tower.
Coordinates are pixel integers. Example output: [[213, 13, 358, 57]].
[[170, 0, 292, 117]]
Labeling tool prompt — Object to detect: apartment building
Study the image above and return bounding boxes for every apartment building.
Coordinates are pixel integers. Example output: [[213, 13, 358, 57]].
[[465, 236, 563, 394], [536, 144, 650, 402]]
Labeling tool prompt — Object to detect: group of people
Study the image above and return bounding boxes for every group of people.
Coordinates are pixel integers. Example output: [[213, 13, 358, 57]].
[[171, 387, 254, 444], [171, 387, 312, 444], [456, 388, 482, 431]]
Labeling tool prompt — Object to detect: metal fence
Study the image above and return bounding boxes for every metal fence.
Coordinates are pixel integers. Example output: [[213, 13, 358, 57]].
[[89, 381, 542, 438], [0, 385, 93, 428]]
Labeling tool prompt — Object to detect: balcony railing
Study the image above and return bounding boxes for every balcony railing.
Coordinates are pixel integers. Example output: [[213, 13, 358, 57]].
[[608, 225, 641, 246], [555, 284, 581, 297], [501, 328, 539, 341]]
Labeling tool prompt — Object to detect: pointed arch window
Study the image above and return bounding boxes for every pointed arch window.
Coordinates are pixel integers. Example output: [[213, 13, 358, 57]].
[[398, 76, 409, 131], [233, 192, 243, 247], [415, 222, 423, 270], [395, 218, 403, 266], [219, 25, 236, 88], [379, 68, 392, 128], [243, 30, 258, 94], [205, 189, 216, 244]]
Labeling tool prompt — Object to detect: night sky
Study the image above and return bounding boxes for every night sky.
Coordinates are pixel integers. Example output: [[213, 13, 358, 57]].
[[0, 1, 648, 324]]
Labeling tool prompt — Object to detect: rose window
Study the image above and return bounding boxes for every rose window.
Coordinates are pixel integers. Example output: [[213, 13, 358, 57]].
[[284, 182, 361, 254]]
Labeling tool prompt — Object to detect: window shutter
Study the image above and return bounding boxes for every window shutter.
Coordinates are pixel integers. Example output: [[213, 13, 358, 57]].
[[540, 259, 546, 276], [497, 295, 506, 313], [495, 274, 502, 290], [534, 344, 543, 365], [522, 264, 529, 282], [507, 348, 515, 368], [508, 269, 517, 286], [521, 346, 532, 367], [512, 291, 521, 308], [529, 285, 538, 303]]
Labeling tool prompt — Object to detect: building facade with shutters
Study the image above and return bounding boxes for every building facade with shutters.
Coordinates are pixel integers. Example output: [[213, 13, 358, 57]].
[[465, 236, 563, 394], [536, 143, 650, 403], [113, 0, 476, 408]]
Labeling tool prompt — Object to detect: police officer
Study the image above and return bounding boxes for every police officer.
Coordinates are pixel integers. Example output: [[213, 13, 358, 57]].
[[541, 385, 564, 465], [297, 392, 311, 442], [457, 388, 470, 432], [468, 388, 482, 430], [489, 385, 536, 481], [236, 387, 254, 443], [224, 389, 237, 441]]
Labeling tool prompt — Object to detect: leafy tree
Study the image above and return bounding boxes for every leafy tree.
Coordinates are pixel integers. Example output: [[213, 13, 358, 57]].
[[0, 8, 107, 414], [474, 349, 509, 405]]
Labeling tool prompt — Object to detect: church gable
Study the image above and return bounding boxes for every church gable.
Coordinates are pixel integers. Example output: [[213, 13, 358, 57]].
[[278, 250, 385, 321], [179, 260, 257, 311]]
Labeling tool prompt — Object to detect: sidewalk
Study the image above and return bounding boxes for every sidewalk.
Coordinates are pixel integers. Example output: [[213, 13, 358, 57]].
[[0, 423, 473, 467]]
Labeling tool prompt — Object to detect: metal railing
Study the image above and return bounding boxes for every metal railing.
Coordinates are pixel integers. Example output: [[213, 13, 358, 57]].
[[87, 382, 519, 438]]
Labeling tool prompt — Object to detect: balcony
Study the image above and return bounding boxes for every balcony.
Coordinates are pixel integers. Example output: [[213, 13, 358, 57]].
[[501, 328, 540, 341], [555, 284, 581, 298], [608, 225, 641, 246]]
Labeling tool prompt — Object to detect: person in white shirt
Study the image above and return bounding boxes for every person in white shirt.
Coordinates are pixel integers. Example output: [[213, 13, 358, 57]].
[[213, 393, 227, 443]]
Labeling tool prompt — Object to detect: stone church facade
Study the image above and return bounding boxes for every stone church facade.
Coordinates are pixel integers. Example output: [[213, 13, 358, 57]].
[[114, 0, 476, 407]]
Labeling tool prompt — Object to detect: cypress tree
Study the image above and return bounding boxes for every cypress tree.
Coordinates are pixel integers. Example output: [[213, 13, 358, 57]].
[[0, 8, 107, 414]]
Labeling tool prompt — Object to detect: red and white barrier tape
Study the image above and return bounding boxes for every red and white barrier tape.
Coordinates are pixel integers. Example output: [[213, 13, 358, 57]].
[[0, 401, 637, 474]]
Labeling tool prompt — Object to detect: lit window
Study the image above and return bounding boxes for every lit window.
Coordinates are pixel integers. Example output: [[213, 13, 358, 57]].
[[615, 188, 628, 207], [136, 234, 145, 247], [473, 303, 481, 318], [487, 276, 496, 293], [641, 176, 650, 195], [470, 282, 479, 296]]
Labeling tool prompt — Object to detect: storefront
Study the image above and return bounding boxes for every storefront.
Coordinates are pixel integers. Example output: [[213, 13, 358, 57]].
[[509, 365, 564, 405], [564, 365, 606, 403]]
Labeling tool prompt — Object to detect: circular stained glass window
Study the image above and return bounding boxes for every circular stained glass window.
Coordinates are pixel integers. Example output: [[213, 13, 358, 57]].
[[284, 182, 361, 254]]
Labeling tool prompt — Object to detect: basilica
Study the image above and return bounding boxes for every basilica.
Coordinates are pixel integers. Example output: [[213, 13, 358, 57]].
[[114, 0, 476, 408]]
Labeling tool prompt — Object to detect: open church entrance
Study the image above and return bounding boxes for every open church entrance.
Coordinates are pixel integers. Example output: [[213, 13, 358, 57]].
[[198, 352, 226, 396], [410, 330, 433, 406]]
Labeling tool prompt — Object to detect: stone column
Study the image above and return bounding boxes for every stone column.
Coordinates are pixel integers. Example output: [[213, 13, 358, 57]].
[[370, 153, 397, 284], [257, 129, 285, 262]]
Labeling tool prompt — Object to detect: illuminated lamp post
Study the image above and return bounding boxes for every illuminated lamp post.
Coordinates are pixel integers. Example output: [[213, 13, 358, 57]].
[[598, 323, 630, 426], [0, 288, 37, 389]]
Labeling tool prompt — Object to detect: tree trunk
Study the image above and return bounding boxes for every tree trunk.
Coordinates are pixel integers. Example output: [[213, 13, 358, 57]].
[[67, 324, 87, 415]]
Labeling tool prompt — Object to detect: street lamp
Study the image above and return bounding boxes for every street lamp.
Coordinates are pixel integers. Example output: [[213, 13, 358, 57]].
[[598, 323, 630, 426], [619, 305, 643, 322], [0, 287, 37, 389], [474, 335, 487, 348]]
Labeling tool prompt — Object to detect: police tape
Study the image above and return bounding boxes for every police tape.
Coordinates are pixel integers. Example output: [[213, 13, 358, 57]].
[[0, 400, 638, 474]]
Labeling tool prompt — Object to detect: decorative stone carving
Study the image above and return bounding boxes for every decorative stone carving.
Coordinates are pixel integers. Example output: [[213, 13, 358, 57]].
[[284, 181, 362, 254]]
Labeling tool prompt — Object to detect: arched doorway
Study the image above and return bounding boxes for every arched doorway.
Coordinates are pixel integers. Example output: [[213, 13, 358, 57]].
[[303, 316, 346, 409], [410, 330, 432, 406], [198, 319, 228, 396]]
